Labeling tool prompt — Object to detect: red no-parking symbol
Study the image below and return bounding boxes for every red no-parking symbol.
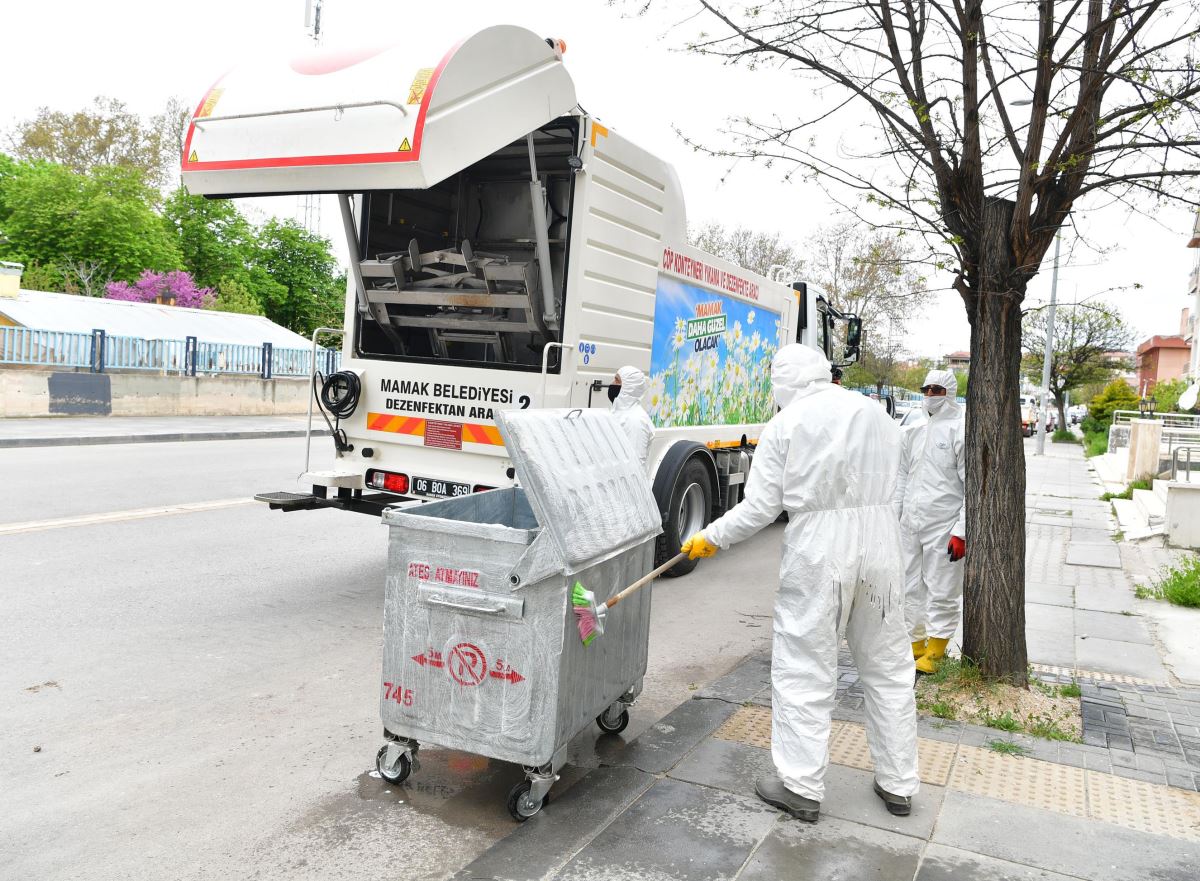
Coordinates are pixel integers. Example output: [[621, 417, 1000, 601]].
[[447, 642, 488, 687]]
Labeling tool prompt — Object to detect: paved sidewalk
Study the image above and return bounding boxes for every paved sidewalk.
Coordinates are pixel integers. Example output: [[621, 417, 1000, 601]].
[[937, 439, 1200, 787], [455, 655, 1200, 881], [0, 415, 328, 447], [1021, 439, 1168, 681]]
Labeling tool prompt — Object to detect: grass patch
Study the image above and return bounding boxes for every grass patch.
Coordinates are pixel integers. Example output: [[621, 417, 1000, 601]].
[[1083, 430, 1109, 457], [924, 655, 984, 687], [1027, 714, 1077, 741], [1052, 429, 1080, 444], [982, 710, 1022, 731], [915, 657, 1081, 742], [1100, 478, 1151, 502], [1137, 555, 1200, 608], [986, 740, 1030, 756], [929, 700, 958, 720]]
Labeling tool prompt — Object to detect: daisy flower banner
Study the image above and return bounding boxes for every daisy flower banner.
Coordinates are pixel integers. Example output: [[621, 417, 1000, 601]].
[[648, 275, 780, 428]]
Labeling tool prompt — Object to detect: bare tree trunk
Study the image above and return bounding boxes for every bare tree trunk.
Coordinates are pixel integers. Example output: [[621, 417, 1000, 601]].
[[962, 199, 1028, 684], [1055, 394, 1067, 434]]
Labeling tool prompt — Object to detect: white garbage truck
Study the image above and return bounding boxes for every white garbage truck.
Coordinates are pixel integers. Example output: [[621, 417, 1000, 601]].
[[181, 24, 861, 573]]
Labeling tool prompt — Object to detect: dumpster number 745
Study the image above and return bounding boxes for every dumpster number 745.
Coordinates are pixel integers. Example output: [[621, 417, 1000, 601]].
[[383, 682, 414, 707]]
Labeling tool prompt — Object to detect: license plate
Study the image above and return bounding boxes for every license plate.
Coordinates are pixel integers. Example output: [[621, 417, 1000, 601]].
[[411, 476, 471, 498]]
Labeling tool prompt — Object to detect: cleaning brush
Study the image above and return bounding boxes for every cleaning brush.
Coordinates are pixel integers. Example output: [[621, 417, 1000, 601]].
[[572, 552, 687, 646], [572, 583, 604, 646]]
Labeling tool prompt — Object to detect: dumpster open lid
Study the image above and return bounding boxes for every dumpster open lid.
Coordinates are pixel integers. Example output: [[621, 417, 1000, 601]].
[[496, 409, 661, 586], [181, 25, 577, 196]]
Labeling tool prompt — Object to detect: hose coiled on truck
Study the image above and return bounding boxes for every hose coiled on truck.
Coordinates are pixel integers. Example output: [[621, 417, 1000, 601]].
[[320, 370, 360, 420], [313, 370, 360, 453]]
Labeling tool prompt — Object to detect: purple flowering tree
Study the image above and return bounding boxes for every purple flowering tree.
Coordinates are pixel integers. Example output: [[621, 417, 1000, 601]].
[[105, 270, 215, 309]]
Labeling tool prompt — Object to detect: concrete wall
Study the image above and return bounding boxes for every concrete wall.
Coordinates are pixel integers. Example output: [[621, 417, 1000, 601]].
[[1127, 419, 1164, 482], [0, 367, 310, 417], [1166, 483, 1200, 549]]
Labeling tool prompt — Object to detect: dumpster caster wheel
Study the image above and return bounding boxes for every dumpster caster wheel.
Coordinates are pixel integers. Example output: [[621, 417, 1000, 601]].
[[507, 780, 548, 822], [596, 706, 630, 735], [376, 745, 411, 785]]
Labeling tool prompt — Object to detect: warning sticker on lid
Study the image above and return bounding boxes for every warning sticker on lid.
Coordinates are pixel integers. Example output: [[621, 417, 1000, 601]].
[[408, 67, 435, 105], [197, 88, 225, 119], [424, 419, 462, 450]]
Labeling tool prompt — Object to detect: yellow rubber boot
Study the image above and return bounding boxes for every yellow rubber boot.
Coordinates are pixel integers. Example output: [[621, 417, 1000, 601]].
[[911, 640, 927, 661], [915, 637, 950, 675]]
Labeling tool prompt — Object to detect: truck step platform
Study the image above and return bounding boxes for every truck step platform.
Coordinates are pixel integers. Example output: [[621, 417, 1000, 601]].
[[254, 491, 335, 512]]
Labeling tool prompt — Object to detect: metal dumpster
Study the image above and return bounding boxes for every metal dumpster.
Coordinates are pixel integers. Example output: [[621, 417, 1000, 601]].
[[374, 408, 662, 820]]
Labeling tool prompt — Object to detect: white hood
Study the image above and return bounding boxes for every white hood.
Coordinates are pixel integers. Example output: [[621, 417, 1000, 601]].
[[922, 368, 959, 396], [772, 344, 833, 409], [613, 365, 648, 412]]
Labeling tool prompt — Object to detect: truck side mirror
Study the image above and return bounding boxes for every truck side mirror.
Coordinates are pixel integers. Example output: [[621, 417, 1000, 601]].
[[846, 317, 862, 348]]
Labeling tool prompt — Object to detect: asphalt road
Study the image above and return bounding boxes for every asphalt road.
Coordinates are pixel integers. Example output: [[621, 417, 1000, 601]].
[[0, 436, 783, 881]]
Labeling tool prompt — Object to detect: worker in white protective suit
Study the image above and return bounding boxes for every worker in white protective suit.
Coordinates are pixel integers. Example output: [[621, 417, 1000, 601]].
[[681, 344, 919, 823], [609, 366, 655, 471], [894, 368, 967, 674]]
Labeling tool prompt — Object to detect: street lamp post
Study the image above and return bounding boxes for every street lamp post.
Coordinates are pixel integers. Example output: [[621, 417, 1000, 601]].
[[1035, 235, 1061, 455]]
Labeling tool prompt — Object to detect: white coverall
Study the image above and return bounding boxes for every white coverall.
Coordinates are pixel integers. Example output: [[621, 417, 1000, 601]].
[[894, 368, 967, 641], [610, 366, 655, 471], [703, 344, 919, 802]]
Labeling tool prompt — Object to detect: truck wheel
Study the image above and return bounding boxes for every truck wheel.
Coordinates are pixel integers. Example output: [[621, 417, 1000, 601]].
[[661, 458, 713, 578]]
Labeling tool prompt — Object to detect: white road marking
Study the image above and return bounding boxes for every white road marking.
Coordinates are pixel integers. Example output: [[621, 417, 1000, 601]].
[[0, 498, 256, 536]]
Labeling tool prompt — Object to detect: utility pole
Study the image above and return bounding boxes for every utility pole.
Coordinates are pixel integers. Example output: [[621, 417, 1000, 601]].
[[1035, 234, 1061, 455]]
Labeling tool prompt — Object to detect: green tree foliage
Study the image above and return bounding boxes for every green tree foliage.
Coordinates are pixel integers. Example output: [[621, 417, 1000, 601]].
[[255, 219, 345, 335], [894, 360, 936, 393], [160, 187, 288, 315], [840, 361, 875, 388], [213, 277, 265, 316], [1088, 379, 1139, 424], [1081, 379, 1138, 458], [17, 262, 66, 293], [0, 158, 181, 288], [1023, 303, 1133, 428], [1149, 378, 1193, 415], [7, 96, 185, 193], [162, 187, 256, 288], [954, 369, 969, 399]]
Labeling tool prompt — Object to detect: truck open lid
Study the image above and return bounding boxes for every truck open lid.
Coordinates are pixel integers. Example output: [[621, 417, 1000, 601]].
[[181, 25, 577, 196]]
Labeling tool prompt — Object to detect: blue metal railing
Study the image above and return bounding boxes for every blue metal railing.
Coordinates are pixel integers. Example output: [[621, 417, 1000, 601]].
[[0, 327, 92, 368], [0, 325, 339, 377]]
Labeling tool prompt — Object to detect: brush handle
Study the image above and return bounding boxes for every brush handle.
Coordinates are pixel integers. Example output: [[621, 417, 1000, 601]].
[[605, 553, 688, 609]]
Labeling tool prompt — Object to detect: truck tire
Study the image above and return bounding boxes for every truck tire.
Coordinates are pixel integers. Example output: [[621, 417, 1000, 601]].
[[658, 457, 714, 578]]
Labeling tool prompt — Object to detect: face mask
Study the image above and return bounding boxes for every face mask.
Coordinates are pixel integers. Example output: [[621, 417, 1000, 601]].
[[608, 384, 621, 403], [924, 396, 948, 416]]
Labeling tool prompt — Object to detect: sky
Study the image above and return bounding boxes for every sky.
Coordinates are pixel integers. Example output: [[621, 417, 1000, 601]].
[[2, 0, 1195, 360]]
